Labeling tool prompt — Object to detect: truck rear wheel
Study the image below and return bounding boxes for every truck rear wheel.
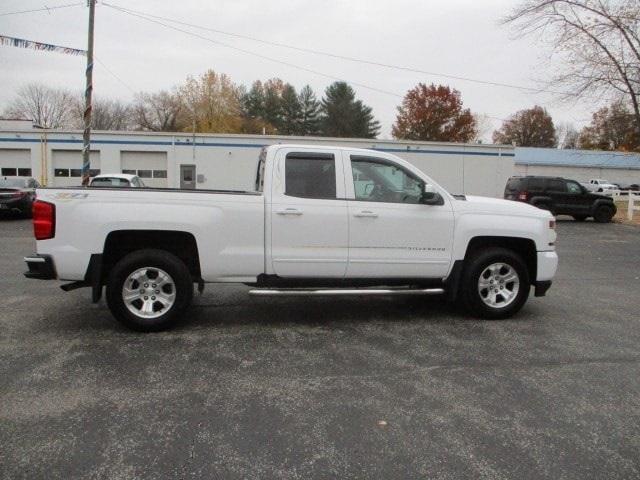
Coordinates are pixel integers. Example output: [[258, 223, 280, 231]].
[[461, 248, 530, 319], [106, 249, 193, 332]]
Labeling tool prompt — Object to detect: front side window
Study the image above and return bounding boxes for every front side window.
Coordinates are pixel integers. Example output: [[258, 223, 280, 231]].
[[351, 156, 424, 204], [547, 179, 566, 192], [567, 181, 582, 194], [285, 153, 336, 199]]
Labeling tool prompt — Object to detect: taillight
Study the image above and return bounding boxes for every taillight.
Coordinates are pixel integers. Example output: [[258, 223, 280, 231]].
[[518, 191, 528, 201], [32, 200, 55, 240]]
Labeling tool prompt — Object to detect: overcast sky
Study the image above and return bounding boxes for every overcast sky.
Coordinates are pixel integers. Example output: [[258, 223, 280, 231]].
[[0, 0, 596, 139]]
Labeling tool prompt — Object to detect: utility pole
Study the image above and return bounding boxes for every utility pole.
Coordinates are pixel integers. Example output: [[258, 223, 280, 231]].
[[81, 0, 96, 186]]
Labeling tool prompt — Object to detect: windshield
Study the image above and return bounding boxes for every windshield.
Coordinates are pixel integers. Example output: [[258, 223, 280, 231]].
[[90, 177, 131, 187], [0, 178, 27, 188]]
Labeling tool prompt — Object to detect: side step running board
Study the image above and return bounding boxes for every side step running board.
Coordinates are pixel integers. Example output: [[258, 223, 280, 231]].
[[249, 288, 445, 297]]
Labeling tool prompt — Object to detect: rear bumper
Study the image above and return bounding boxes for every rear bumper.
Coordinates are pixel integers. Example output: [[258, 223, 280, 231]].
[[0, 197, 30, 213], [24, 254, 56, 280]]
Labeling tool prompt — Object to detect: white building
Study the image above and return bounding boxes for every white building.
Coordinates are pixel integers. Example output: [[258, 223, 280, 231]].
[[0, 128, 515, 197], [515, 147, 640, 185]]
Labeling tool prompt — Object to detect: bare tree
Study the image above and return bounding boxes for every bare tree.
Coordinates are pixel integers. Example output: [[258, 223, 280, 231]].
[[504, 1, 640, 134], [4, 83, 74, 128], [472, 114, 494, 143], [70, 97, 133, 130], [556, 121, 580, 148], [132, 90, 185, 132]]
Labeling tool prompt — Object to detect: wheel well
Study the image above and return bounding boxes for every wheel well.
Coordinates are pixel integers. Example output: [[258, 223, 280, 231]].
[[102, 230, 201, 282], [465, 236, 537, 280]]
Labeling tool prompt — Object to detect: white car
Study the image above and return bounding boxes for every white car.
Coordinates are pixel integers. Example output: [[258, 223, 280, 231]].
[[24, 144, 558, 331], [89, 173, 146, 188]]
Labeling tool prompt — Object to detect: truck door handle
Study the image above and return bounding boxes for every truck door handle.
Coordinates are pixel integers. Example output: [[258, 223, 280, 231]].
[[276, 208, 303, 216], [354, 210, 378, 218]]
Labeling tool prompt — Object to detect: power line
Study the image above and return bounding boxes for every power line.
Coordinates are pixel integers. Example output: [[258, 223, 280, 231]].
[[102, 3, 511, 123], [95, 56, 136, 95], [102, 2, 573, 98], [0, 2, 83, 17], [102, 2, 404, 99]]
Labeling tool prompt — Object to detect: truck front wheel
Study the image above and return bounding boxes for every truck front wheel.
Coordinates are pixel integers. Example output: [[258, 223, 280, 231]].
[[461, 248, 530, 319], [106, 249, 194, 332]]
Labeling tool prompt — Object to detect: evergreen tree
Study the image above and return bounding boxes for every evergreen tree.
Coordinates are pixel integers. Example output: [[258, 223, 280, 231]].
[[242, 80, 265, 119], [280, 84, 303, 135], [298, 85, 321, 136], [320, 82, 380, 138], [262, 78, 286, 131]]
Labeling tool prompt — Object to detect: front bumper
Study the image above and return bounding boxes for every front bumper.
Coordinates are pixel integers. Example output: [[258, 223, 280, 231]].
[[24, 254, 56, 280], [537, 251, 558, 281], [534, 250, 558, 297]]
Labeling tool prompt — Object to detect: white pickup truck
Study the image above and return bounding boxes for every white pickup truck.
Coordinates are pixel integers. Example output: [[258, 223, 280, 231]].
[[24, 144, 558, 331], [581, 178, 619, 194]]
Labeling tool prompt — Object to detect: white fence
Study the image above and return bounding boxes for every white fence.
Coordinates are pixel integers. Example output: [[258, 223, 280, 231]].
[[611, 191, 640, 220]]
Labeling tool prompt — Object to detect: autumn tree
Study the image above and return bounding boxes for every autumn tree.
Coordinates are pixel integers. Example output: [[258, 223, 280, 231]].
[[578, 101, 640, 151], [4, 83, 74, 128], [320, 82, 380, 138], [504, 0, 640, 137], [493, 106, 557, 147], [178, 70, 245, 133], [298, 85, 321, 136], [392, 84, 476, 142], [133, 90, 185, 132]]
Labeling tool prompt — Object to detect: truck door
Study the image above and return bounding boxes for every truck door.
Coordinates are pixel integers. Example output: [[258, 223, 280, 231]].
[[269, 148, 348, 278], [344, 153, 454, 278]]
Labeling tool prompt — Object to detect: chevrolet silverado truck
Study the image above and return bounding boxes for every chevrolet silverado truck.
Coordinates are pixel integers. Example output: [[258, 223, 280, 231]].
[[24, 145, 558, 331]]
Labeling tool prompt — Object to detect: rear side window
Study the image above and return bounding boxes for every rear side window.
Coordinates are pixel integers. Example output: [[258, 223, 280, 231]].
[[285, 153, 336, 199], [505, 178, 522, 191], [527, 178, 546, 191]]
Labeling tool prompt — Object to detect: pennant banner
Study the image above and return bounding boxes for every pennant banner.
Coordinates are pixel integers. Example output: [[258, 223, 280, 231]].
[[0, 34, 86, 56]]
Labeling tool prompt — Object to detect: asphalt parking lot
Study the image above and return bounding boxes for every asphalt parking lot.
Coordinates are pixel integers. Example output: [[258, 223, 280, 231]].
[[1, 217, 639, 479]]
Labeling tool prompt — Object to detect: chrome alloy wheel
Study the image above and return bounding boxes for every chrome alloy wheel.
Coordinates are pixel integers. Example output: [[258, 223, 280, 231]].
[[122, 267, 176, 319], [477, 262, 520, 309]]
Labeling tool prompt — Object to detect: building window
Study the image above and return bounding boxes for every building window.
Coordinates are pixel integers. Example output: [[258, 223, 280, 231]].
[[138, 170, 152, 178], [122, 169, 136, 175], [18, 168, 32, 177], [54, 168, 69, 177], [153, 170, 167, 178], [89, 169, 100, 177], [70, 169, 82, 177], [1, 168, 17, 176]]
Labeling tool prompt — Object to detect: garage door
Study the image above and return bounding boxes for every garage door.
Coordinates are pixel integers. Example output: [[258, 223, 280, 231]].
[[0, 149, 32, 178], [51, 150, 101, 187], [121, 152, 168, 188]]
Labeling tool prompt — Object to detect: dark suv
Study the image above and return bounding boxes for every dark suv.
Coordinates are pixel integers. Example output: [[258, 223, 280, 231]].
[[504, 176, 617, 223]]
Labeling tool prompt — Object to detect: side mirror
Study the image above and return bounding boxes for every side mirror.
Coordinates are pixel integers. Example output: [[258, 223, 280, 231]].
[[421, 184, 444, 206]]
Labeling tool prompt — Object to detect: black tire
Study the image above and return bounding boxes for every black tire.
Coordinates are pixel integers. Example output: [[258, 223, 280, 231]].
[[535, 203, 555, 216], [593, 204, 614, 223], [572, 215, 588, 221], [460, 247, 531, 320], [106, 249, 193, 332]]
